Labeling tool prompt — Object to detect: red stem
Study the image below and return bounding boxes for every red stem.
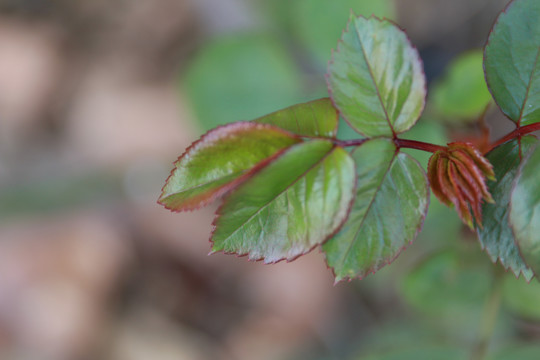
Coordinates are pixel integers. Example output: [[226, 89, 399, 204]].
[[395, 139, 446, 153], [335, 138, 446, 153], [334, 138, 369, 147], [487, 122, 540, 153], [335, 121, 540, 155]]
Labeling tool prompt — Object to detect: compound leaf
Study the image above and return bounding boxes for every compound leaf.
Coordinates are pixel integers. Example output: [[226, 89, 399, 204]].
[[254, 98, 338, 138], [212, 140, 356, 263], [327, 16, 426, 137], [477, 137, 537, 281], [159, 122, 301, 211], [484, 0, 540, 125], [510, 143, 540, 278], [323, 138, 429, 282]]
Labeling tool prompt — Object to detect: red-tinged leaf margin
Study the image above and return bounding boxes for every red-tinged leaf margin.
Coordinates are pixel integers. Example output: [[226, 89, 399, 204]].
[[483, 0, 540, 126], [476, 136, 538, 281], [510, 142, 540, 279], [208, 143, 358, 265], [329, 193, 430, 285], [326, 14, 427, 138], [323, 141, 430, 283], [356, 151, 431, 283], [158, 122, 302, 212]]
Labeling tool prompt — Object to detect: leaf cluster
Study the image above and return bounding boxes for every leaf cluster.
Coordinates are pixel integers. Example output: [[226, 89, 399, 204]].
[[160, 0, 540, 283]]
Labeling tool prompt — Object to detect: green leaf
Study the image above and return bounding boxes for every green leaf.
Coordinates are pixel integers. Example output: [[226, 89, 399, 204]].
[[337, 117, 365, 140], [211, 140, 356, 263], [159, 122, 301, 211], [183, 34, 305, 131], [253, 98, 338, 138], [510, 142, 540, 278], [484, 0, 540, 125], [327, 16, 426, 137], [0, 172, 120, 220], [291, 0, 395, 67], [323, 138, 429, 281], [432, 50, 492, 120], [489, 345, 540, 360], [359, 346, 467, 360], [477, 137, 537, 281], [502, 274, 540, 320], [401, 251, 492, 327]]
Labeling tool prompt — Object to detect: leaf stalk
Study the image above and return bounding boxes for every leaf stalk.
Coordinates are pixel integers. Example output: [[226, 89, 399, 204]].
[[488, 122, 540, 153]]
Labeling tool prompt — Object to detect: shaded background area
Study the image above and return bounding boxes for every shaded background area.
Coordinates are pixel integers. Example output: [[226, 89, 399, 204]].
[[1, 0, 539, 359]]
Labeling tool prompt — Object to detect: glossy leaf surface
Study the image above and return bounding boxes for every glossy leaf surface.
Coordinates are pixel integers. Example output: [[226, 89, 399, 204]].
[[432, 50, 491, 120], [477, 137, 537, 280], [212, 140, 356, 263], [159, 123, 301, 211], [484, 0, 540, 125], [254, 98, 338, 138], [510, 143, 540, 277], [327, 16, 426, 137], [323, 138, 429, 281]]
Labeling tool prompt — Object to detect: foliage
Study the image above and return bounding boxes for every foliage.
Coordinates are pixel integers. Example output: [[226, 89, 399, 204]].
[[162, 0, 540, 288], [431, 51, 492, 121]]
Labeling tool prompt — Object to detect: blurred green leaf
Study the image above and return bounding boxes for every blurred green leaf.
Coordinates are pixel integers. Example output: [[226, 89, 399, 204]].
[[0, 173, 120, 220], [431, 51, 491, 121], [292, 0, 395, 67], [159, 122, 301, 211], [488, 344, 540, 360], [183, 34, 305, 132], [212, 140, 356, 263], [502, 274, 540, 320], [351, 318, 461, 359], [477, 137, 537, 281], [323, 138, 429, 281], [359, 346, 467, 360], [327, 16, 426, 137], [509, 143, 540, 278], [401, 251, 492, 328], [484, 0, 540, 125]]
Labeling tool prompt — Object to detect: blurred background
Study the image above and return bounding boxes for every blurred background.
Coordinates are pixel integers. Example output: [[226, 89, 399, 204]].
[[1, 0, 540, 359]]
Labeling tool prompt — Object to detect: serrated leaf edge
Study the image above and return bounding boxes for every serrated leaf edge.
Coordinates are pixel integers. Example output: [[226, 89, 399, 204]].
[[483, 0, 540, 125], [508, 141, 540, 280], [158, 122, 301, 212], [208, 144, 358, 265], [477, 139, 535, 282], [326, 14, 427, 138], [324, 148, 430, 284]]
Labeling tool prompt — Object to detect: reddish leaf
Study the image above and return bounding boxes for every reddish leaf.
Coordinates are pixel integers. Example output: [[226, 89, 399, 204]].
[[159, 122, 301, 211]]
